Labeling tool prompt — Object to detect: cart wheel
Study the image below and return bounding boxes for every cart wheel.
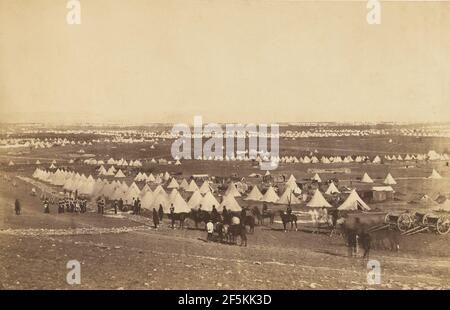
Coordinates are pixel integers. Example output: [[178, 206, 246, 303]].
[[384, 213, 392, 224], [436, 216, 450, 235], [422, 213, 432, 226], [397, 213, 413, 232]]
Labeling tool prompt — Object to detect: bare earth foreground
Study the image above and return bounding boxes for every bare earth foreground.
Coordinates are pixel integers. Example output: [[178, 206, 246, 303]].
[[1, 176, 450, 290]]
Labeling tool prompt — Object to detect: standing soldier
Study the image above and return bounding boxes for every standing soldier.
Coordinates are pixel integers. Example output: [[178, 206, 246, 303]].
[[100, 197, 105, 214], [58, 199, 64, 213], [158, 205, 164, 221], [137, 198, 141, 215], [43, 198, 50, 214], [14, 199, 21, 215], [169, 204, 175, 229], [152, 208, 159, 229], [118, 198, 124, 212], [113, 200, 118, 214]]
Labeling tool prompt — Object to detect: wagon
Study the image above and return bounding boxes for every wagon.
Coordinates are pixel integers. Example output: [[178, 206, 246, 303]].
[[385, 211, 450, 235]]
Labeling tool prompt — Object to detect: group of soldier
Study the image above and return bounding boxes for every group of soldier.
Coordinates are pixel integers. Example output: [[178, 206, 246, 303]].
[[56, 197, 88, 213], [95, 196, 143, 215]]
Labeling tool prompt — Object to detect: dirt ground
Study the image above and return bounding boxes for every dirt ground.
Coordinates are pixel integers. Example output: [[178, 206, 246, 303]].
[[1, 173, 450, 290]]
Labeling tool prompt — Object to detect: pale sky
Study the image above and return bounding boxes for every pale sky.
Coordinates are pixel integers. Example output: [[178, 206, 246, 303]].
[[0, 0, 449, 124]]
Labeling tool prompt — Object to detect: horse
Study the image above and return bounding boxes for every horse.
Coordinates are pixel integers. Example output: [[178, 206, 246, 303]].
[[338, 217, 400, 259], [168, 212, 189, 229], [278, 210, 298, 232], [240, 214, 255, 233], [252, 206, 275, 225], [210, 210, 222, 223], [189, 209, 211, 229], [225, 224, 247, 246]]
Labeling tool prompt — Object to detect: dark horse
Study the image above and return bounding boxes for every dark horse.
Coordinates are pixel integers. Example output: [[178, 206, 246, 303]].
[[225, 224, 247, 246], [252, 206, 275, 225], [189, 209, 210, 229], [278, 211, 298, 232], [167, 212, 189, 229], [241, 215, 255, 233]]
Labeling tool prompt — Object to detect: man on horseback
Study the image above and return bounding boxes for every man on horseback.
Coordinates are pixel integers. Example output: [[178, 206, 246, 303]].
[[241, 206, 247, 219], [211, 205, 219, 222], [286, 205, 292, 216], [262, 203, 268, 215], [222, 205, 228, 215]]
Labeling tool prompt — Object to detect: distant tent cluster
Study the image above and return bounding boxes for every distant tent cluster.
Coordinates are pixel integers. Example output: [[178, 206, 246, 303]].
[[86, 158, 143, 167], [273, 150, 449, 165], [0, 137, 96, 149], [384, 151, 449, 162], [31, 168, 241, 213]]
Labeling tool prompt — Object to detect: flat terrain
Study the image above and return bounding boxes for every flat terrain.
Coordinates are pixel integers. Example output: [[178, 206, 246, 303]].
[[1, 170, 450, 290], [1, 133, 450, 289]]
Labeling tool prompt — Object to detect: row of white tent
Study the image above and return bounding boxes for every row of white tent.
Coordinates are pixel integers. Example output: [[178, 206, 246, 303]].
[[1, 138, 96, 149], [189, 152, 449, 164], [32, 168, 241, 213], [243, 174, 370, 210]]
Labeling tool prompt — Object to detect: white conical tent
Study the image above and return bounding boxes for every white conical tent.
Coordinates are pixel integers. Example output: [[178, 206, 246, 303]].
[[114, 169, 126, 178], [428, 169, 443, 179], [35, 160, 41, 165], [147, 173, 156, 182], [219, 194, 242, 212], [261, 186, 280, 203], [372, 155, 381, 164], [152, 192, 170, 212], [168, 188, 179, 203], [361, 172, 374, 183], [225, 182, 241, 197], [276, 187, 301, 205], [79, 178, 95, 196], [169, 192, 190, 213], [179, 179, 189, 190], [285, 181, 302, 194], [244, 185, 263, 201], [186, 180, 199, 192], [188, 190, 203, 209], [141, 191, 155, 209], [98, 165, 107, 175], [153, 184, 167, 196], [198, 191, 220, 212], [306, 189, 332, 208], [167, 178, 180, 189], [134, 172, 143, 181], [312, 173, 322, 182], [199, 181, 212, 194], [125, 182, 141, 202], [338, 189, 370, 211], [139, 184, 152, 198], [92, 180, 106, 198], [100, 182, 117, 199], [325, 182, 340, 195], [163, 171, 171, 181], [287, 174, 296, 184], [383, 173, 397, 185]]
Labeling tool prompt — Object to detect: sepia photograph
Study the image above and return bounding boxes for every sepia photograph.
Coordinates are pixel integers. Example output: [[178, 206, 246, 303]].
[[1, 0, 450, 294]]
